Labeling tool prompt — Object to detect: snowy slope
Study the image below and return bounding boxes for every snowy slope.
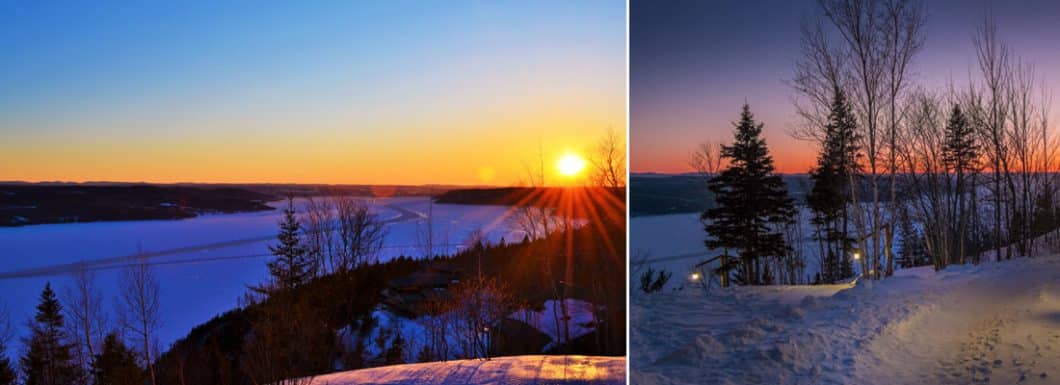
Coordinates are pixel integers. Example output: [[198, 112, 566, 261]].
[[300, 355, 625, 385], [632, 254, 1060, 385]]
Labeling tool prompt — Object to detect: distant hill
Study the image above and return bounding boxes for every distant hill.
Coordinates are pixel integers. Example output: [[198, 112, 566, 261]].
[[434, 187, 622, 206], [0, 182, 493, 227], [220, 183, 473, 198], [0, 184, 275, 226]]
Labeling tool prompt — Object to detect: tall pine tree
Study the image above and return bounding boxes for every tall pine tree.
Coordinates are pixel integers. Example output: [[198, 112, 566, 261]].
[[941, 104, 978, 265], [21, 283, 80, 385], [264, 196, 313, 292], [703, 104, 796, 285], [807, 88, 860, 283]]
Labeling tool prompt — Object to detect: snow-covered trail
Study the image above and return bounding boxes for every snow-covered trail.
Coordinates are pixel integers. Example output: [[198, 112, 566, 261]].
[[632, 255, 1060, 385], [301, 355, 625, 385], [854, 258, 1060, 384]]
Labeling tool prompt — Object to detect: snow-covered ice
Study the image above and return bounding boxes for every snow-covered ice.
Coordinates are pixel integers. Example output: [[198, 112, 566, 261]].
[[0, 197, 530, 351], [300, 355, 625, 385], [631, 210, 821, 288], [632, 254, 1060, 385]]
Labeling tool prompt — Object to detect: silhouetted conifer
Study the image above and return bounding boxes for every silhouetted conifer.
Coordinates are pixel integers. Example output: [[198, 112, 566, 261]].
[[92, 333, 143, 385], [807, 88, 859, 282], [703, 104, 796, 285], [263, 196, 313, 292], [21, 283, 80, 385], [0, 341, 15, 385]]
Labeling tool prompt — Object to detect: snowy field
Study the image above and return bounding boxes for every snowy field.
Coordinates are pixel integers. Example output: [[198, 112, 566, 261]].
[[631, 253, 1060, 385], [0, 197, 529, 350], [298, 355, 625, 385]]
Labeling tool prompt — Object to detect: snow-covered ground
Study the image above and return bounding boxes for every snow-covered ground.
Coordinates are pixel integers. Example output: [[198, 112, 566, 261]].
[[354, 298, 602, 364], [300, 355, 625, 385], [631, 254, 1060, 385], [0, 197, 529, 350]]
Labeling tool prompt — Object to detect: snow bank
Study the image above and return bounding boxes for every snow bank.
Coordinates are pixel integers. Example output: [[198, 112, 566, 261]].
[[301, 355, 625, 385], [632, 254, 1060, 385]]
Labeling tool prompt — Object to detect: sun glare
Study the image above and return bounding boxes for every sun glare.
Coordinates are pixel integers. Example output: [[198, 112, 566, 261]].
[[557, 152, 588, 177]]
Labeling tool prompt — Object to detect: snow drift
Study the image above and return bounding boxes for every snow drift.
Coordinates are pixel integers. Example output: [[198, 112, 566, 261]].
[[632, 254, 1060, 385]]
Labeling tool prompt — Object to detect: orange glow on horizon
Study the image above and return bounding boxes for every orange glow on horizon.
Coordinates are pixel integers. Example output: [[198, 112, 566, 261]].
[[1, 112, 624, 186]]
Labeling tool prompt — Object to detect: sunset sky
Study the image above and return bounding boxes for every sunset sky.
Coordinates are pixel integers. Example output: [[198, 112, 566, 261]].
[[632, 0, 1060, 174], [0, 1, 625, 185]]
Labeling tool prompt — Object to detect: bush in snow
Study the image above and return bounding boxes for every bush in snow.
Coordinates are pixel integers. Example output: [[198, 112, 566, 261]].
[[640, 268, 671, 293]]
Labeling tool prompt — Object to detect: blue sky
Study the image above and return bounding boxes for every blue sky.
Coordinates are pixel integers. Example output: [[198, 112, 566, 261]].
[[0, 1, 626, 184]]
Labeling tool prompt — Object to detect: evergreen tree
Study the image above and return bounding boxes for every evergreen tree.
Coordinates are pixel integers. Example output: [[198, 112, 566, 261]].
[[897, 206, 928, 268], [91, 333, 143, 385], [384, 333, 406, 365], [703, 104, 797, 285], [941, 104, 978, 264], [807, 88, 860, 283], [942, 104, 978, 178], [21, 283, 80, 385], [0, 341, 15, 385], [1031, 188, 1058, 238], [265, 196, 313, 292]]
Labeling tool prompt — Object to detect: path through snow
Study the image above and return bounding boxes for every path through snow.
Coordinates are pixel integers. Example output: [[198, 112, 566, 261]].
[[632, 255, 1060, 385]]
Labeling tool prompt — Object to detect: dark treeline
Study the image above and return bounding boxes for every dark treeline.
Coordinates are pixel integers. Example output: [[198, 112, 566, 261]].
[[435, 186, 624, 208], [0, 185, 273, 227]]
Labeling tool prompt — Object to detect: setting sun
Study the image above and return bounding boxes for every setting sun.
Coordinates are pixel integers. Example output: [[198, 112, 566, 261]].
[[557, 152, 588, 177]]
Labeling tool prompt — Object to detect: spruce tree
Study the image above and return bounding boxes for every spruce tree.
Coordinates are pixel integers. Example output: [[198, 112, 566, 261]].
[[0, 341, 15, 385], [703, 104, 796, 285], [807, 88, 860, 283], [21, 283, 80, 385], [897, 206, 928, 268], [385, 333, 406, 365], [91, 333, 143, 385], [941, 104, 978, 265], [942, 105, 978, 179], [266, 196, 313, 292]]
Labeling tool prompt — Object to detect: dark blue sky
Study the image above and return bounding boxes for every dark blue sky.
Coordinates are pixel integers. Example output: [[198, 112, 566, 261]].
[[632, 0, 1060, 173]]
